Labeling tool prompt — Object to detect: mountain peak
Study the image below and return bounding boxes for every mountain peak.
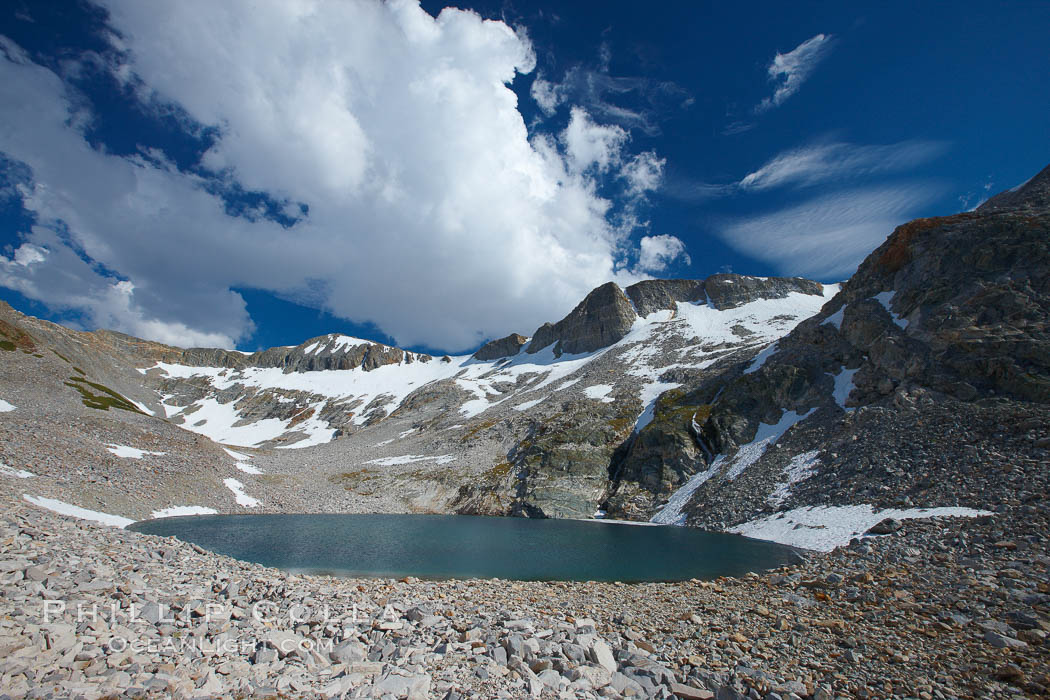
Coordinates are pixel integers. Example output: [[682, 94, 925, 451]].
[[978, 162, 1050, 213], [525, 281, 636, 355]]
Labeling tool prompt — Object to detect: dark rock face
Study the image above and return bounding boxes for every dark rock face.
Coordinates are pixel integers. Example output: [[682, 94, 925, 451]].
[[703, 274, 824, 310], [525, 282, 637, 355], [472, 333, 528, 361], [624, 279, 706, 317]]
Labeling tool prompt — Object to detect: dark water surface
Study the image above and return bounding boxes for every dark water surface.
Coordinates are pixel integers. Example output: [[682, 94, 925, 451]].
[[130, 514, 796, 582]]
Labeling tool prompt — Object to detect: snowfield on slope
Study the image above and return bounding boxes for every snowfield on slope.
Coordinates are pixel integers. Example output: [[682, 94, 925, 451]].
[[147, 284, 838, 449], [730, 504, 993, 551], [151, 506, 218, 518], [107, 444, 166, 459], [22, 495, 134, 528]]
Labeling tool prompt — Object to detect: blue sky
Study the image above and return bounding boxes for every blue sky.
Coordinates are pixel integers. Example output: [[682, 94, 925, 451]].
[[0, 1, 1047, 354]]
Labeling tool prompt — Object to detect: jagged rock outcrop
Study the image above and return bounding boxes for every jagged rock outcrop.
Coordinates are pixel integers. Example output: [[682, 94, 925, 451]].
[[526, 282, 637, 355], [624, 279, 706, 317], [472, 333, 528, 361], [703, 274, 824, 310]]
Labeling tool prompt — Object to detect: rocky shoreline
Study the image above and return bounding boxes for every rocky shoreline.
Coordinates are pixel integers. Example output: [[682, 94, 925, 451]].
[[2, 489, 1047, 699]]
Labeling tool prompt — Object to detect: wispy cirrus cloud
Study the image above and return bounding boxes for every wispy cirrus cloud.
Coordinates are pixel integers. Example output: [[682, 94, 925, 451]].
[[530, 43, 691, 136], [664, 139, 946, 202], [738, 140, 948, 191], [714, 184, 943, 280], [755, 33, 834, 114]]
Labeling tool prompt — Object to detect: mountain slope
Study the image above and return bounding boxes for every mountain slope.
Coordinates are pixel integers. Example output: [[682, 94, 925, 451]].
[[640, 162, 1050, 542], [0, 272, 833, 522]]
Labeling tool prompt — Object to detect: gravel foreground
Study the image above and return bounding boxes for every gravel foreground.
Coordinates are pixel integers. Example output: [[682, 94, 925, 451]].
[[1, 492, 1048, 700]]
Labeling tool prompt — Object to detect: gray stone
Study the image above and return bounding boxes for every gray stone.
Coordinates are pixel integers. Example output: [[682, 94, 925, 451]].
[[570, 664, 612, 689], [373, 673, 431, 700], [587, 638, 617, 674], [984, 630, 1027, 649], [669, 681, 714, 699], [330, 640, 367, 664], [867, 518, 902, 535]]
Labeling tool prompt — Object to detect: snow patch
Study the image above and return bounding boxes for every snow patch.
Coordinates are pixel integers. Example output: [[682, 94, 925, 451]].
[[873, 291, 908, 329], [151, 506, 218, 518], [832, 367, 859, 410], [767, 450, 821, 506], [583, 384, 615, 402], [634, 380, 682, 432], [744, 343, 777, 375], [726, 408, 816, 480], [0, 399, 15, 412], [23, 495, 133, 528], [650, 461, 723, 525], [730, 504, 993, 552], [513, 397, 547, 412], [128, 399, 154, 416], [223, 478, 260, 508], [0, 463, 34, 479], [365, 454, 456, 466], [106, 444, 166, 459], [823, 305, 845, 330]]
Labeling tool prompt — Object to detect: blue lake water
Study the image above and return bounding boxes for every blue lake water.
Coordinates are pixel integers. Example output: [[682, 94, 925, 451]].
[[129, 513, 797, 582]]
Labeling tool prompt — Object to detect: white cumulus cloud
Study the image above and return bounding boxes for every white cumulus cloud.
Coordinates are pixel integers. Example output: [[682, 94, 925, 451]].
[[562, 107, 628, 173], [0, 0, 674, 352], [635, 234, 690, 273], [621, 151, 666, 196], [755, 33, 834, 114]]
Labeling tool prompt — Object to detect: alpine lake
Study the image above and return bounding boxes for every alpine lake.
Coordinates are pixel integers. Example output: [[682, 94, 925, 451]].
[[130, 513, 799, 582]]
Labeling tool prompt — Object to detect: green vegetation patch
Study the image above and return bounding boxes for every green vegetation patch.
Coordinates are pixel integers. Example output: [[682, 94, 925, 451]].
[[488, 461, 512, 478], [64, 376, 144, 413], [0, 341, 14, 352]]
